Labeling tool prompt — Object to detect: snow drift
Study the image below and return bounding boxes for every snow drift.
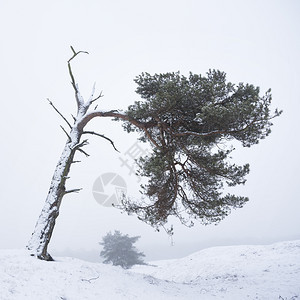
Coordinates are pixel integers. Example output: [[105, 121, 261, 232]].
[[1, 240, 299, 299]]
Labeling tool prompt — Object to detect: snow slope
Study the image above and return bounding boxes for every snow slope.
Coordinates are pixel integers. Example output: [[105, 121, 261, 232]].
[[0, 240, 299, 300]]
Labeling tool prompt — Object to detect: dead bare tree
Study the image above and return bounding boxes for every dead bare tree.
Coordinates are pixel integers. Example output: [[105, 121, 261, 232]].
[[27, 47, 130, 260]]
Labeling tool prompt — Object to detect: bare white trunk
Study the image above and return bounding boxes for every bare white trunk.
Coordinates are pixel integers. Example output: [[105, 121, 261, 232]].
[[27, 128, 81, 260]]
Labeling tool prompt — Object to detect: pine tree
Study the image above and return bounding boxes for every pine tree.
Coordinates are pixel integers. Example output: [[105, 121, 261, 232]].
[[99, 231, 145, 269], [119, 70, 282, 229]]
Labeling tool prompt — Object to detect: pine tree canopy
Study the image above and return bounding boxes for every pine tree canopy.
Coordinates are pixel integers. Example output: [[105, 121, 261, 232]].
[[118, 70, 282, 229]]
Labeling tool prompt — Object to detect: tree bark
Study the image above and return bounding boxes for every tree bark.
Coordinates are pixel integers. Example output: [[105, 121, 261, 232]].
[[27, 127, 82, 260]]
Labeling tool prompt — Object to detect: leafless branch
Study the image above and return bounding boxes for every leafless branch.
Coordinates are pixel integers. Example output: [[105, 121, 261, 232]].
[[68, 46, 89, 63], [67, 46, 89, 110], [83, 131, 119, 152], [65, 188, 82, 194], [77, 148, 90, 157], [73, 139, 90, 157], [86, 83, 104, 108], [60, 125, 71, 141], [74, 139, 89, 149], [47, 98, 72, 129], [89, 91, 103, 106]]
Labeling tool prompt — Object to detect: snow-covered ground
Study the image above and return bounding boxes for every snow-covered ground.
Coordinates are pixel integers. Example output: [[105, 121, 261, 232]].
[[0, 240, 299, 300]]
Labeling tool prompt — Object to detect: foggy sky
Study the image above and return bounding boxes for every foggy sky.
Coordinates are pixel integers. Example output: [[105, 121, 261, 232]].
[[0, 0, 299, 261]]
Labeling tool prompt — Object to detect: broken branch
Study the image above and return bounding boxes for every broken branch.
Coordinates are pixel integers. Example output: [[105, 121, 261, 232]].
[[65, 188, 82, 194], [68, 46, 89, 63]]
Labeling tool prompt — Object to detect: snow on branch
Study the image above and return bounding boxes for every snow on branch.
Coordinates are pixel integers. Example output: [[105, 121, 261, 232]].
[[67, 46, 89, 111], [86, 83, 104, 108]]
